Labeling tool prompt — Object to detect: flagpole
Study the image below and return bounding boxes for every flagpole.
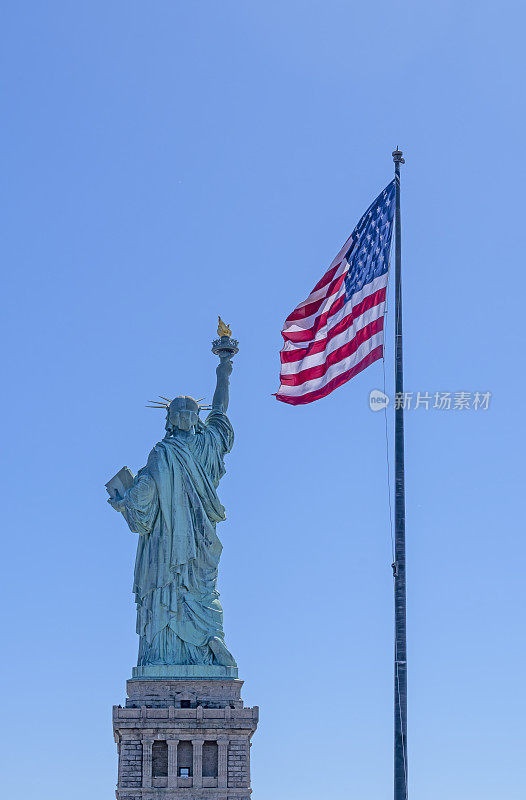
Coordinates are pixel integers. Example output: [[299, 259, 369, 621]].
[[392, 146, 407, 800]]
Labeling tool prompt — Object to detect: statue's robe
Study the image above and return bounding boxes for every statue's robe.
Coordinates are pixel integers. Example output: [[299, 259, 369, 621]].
[[119, 411, 235, 666]]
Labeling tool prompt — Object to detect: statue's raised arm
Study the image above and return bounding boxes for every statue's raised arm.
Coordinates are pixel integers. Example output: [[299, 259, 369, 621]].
[[212, 355, 233, 413], [211, 316, 239, 414]]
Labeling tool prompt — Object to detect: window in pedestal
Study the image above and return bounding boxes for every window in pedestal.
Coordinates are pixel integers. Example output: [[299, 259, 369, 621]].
[[177, 741, 193, 777], [202, 741, 218, 777], [152, 740, 168, 777]]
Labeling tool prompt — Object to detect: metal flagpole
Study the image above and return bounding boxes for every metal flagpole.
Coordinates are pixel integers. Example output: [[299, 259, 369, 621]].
[[392, 146, 407, 800]]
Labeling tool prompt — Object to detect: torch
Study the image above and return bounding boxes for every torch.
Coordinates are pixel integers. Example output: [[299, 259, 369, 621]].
[[212, 316, 239, 361]]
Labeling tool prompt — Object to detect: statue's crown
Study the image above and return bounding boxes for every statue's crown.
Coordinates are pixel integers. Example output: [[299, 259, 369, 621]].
[[146, 395, 212, 412]]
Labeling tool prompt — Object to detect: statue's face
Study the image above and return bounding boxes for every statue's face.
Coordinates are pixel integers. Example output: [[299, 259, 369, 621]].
[[167, 397, 199, 432]]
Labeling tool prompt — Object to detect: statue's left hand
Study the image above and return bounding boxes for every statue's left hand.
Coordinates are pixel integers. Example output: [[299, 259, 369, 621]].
[[108, 496, 124, 512]]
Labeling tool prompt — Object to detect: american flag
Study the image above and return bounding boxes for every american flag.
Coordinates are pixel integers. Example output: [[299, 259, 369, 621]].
[[275, 181, 396, 405]]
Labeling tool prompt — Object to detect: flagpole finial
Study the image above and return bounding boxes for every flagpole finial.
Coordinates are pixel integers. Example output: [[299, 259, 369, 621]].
[[392, 147, 405, 164]]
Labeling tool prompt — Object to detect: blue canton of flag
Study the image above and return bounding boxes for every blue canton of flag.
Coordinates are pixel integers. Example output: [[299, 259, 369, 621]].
[[345, 181, 395, 300]]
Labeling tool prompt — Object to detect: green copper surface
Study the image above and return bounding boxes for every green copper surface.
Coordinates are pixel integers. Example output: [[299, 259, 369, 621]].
[[108, 353, 238, 677]]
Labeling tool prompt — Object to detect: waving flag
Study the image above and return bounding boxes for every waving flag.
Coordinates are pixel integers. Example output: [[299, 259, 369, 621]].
[[276, 181, 396, 405]]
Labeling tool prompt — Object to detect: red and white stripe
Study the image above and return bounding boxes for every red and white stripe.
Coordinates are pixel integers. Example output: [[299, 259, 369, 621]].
[[275, 236, 388, 405]]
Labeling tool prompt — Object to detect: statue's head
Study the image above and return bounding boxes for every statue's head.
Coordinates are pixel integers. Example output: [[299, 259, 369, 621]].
[[146, 394, 211, 436], [167, 396, 200, 432]]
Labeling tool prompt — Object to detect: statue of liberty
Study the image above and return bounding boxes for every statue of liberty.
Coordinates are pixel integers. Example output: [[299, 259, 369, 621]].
[[107, 320, 238, 671]]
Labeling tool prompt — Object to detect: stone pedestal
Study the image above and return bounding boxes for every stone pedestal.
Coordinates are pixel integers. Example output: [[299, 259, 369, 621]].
[[113, 677, 259, 799]]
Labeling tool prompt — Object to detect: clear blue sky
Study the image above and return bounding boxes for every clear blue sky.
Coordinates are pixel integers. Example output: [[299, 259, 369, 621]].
[[2, 2, 525, 798]]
